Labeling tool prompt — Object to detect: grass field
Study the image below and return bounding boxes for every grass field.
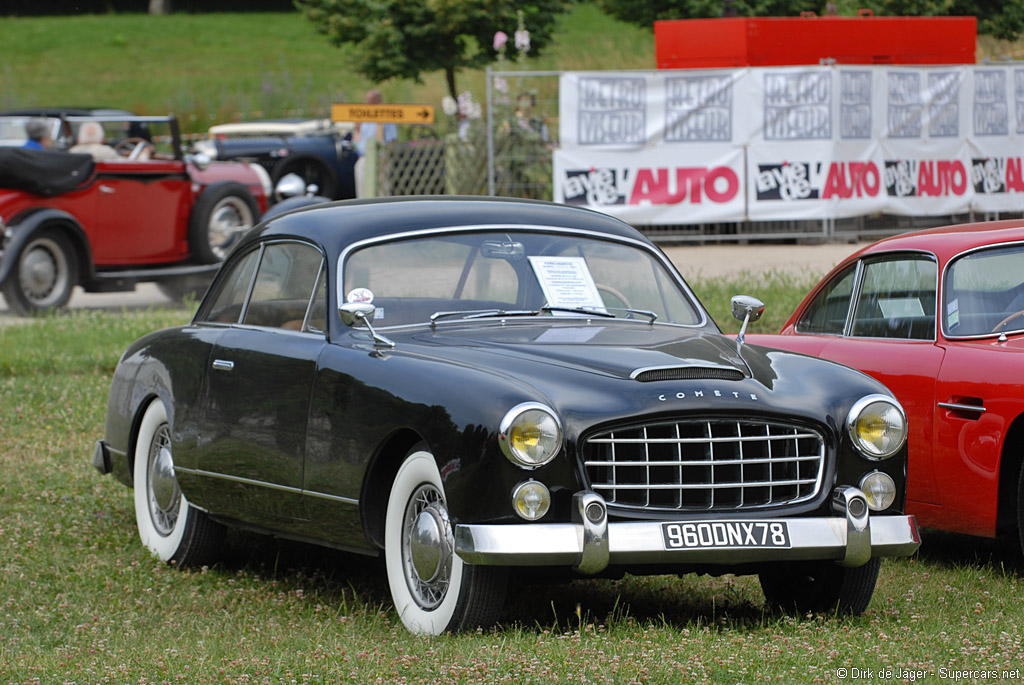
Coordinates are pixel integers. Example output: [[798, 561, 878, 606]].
[[1, 5, 654, 133], [1, 288, 1023, 681]]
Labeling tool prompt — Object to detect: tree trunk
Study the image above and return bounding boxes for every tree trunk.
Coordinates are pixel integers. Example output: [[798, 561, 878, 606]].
[[149, 0, 172, 14], [445, 67, 458, 102]]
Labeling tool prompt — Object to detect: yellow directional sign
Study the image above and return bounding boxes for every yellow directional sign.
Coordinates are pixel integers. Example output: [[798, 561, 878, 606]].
[[331, 103, 435, 125]]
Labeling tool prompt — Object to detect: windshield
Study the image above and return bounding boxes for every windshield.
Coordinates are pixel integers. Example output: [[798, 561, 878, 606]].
[[944, 243, 1024, 337], [341, 230, 704, 328]]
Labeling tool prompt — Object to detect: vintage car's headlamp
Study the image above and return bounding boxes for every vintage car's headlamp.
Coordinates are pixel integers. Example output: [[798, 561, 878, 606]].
[[512, 480, 551, 520], [499, 403, 563, 468], [846, 394, 907, 460], [860, 471, 897, 511]]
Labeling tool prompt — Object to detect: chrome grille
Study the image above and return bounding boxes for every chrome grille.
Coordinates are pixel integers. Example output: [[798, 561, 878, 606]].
[[583, 419, 825, 511]]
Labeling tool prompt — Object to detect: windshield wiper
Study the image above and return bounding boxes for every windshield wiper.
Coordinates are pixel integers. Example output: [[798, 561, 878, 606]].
[[430, 308, 537, 328], [540, 305, 616, 318]]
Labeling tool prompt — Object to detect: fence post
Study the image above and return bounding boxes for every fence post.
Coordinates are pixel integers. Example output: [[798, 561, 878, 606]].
[[365, 137, 379, 198], [486, 66, 496, 197]]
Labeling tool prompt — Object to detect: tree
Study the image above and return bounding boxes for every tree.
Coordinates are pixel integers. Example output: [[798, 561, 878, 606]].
[[295, 0, 566, 101]]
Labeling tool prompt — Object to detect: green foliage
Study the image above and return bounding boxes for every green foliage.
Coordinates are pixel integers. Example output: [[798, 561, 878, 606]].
[[595, 0, 820, 26], [295, 0, 567, 100]]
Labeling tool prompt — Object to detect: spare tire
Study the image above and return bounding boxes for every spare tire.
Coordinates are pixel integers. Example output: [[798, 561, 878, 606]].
[[188, 181, 259, 264]]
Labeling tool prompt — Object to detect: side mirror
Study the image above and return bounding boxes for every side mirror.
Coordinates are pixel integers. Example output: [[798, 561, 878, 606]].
[[340, 301, 376, 327], [731, 295, 765, 345], [340, 302, 394, 348]]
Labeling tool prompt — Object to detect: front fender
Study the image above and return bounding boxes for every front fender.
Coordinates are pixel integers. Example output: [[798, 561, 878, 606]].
[[0, 208, 92, 286]]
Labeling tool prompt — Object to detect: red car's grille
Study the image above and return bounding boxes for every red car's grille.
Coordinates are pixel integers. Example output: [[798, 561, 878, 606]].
[[583, 419, 825, 511]]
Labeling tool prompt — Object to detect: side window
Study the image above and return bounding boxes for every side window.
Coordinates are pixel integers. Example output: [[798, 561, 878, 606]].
[[201, 248, 260, 323], [850, 257, 937, 340], [795, 265, 856, 335], [243, 242, 325, 330], [307, 266, 328, 334]]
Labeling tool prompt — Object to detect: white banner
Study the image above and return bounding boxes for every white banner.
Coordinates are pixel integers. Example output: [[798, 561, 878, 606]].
[[557, 65, 1024, 224]]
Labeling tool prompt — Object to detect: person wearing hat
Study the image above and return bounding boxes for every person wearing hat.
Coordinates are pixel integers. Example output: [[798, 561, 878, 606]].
[[22, 118, 52, 150]]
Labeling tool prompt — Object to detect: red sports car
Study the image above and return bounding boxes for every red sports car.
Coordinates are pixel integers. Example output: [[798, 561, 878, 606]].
[[746, 220, 1024, 552], [0, 114, 270, 314]]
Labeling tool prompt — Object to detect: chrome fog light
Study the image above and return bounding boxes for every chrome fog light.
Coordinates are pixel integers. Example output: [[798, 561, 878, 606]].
[[499, 402, 563, 468], [860, 471, 897, 511], [512, 480, 551, 521], [847, 394, 908, 460]]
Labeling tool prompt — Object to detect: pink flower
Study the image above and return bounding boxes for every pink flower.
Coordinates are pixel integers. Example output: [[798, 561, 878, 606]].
[[514, 29, 530, 53], [493, 31, 508, 52]]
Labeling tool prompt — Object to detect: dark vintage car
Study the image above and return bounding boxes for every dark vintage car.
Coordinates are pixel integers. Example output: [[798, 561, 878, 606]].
[[0, 114, 271, 314], [192, 118, 356, 202], [93, 197, 920, 634], [744, 220, 1024, 555]]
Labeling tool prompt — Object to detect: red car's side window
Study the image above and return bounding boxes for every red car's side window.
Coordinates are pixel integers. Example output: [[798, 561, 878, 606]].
[[849, 258, 937, 340], [795, 265, 856, 335]]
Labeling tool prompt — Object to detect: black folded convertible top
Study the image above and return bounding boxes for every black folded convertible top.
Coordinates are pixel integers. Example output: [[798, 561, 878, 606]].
[[0, 148, 95, 196]]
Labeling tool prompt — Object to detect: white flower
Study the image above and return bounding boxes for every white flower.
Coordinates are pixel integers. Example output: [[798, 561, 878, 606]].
[[514, 29, 530, 53], [442, 96, 458, 116], [494, 76, 508, 94]]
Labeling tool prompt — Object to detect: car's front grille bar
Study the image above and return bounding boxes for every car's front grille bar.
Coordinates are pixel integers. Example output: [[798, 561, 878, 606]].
[[583, 419, 826, 511]]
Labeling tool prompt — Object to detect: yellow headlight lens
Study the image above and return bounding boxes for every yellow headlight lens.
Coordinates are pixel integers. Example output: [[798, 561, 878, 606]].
[[847, 395, 907, 460], [513, 480, 551, 520], [499, 403, 563, 468]]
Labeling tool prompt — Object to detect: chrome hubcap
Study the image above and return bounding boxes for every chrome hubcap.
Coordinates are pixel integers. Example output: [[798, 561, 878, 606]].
[[19, 239, 68, 304], [402, 485, 453, 609], [147, 424, 181, 536], [209, 199, 253, 258]]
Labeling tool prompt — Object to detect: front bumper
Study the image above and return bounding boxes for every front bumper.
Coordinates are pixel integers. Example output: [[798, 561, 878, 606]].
[[455, 486, 920, 575]]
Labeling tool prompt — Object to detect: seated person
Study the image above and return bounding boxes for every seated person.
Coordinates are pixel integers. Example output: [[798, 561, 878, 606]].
[[69, 122, 121, 161], [21, 118, 52, 149]]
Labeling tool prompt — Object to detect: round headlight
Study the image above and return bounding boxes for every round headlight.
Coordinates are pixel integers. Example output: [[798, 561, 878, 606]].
[[512, 480, 551, 520], [499, 402, 563, 468], [846, 394, 907, 460], [860, 471, 897, 511]]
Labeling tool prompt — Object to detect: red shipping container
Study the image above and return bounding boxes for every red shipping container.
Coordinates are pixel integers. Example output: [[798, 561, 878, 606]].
[[655, 14, 976, 69]]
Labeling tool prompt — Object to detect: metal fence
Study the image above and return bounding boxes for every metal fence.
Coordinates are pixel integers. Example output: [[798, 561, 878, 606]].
[[375, 69, 1019, 244]]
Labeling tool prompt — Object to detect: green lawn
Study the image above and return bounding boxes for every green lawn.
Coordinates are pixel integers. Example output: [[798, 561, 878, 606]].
[[1, 289, 1022, 681], [1, 5, 654, 133]]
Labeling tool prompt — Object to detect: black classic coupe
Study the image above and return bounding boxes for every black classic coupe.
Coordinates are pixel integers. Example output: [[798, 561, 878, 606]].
[[93, 197, 919, 634]]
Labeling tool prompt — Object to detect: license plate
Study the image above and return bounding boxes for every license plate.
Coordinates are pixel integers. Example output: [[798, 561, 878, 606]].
[[662, 521, 791, 550]]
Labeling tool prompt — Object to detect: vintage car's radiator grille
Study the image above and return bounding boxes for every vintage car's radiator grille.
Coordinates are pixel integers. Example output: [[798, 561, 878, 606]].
[[583, 419, 825, 511]]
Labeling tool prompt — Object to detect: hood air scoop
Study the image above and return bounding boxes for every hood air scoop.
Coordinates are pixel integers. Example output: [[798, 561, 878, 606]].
[[631, 366, 745, 382]]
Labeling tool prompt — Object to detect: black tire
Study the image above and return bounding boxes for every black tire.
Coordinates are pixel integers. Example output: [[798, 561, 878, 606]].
[[1, 228, 78, 316], [384, 445, 507, 634], [273, 156, 338, 200], [187, 182, 260, 265], [133, 400, 224, 567], [759, 557, 881, 616]]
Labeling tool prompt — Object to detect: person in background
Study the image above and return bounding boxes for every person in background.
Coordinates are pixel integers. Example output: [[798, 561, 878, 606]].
[[22, 118, 52, 149], [69, 121, 121, 161], [354, 89, 398, 198]]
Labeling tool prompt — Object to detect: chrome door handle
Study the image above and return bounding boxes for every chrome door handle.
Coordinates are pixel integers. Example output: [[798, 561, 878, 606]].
[[212, 359, 235, 371], [938, 401, 985, 414], [99, 185, 115, 194]]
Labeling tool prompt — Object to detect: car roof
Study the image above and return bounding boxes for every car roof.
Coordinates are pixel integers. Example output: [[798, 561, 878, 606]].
[[249, 196, 653, 253], [848, 219, 1024, 265]]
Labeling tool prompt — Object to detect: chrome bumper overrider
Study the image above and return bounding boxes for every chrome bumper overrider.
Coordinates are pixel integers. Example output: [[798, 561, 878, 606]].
[[454, 486, 920, 575]]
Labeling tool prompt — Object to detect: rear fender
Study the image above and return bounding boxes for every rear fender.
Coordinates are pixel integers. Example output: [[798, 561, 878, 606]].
[[0, 208, 92, 286]]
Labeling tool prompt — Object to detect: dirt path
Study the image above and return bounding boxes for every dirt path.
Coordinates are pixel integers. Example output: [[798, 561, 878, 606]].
[[0, 242, 871, 322]]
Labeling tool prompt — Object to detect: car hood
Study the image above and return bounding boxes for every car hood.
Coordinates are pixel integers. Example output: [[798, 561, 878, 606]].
[[384, 321, 884, 421], [411, 322, 753, 380]]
